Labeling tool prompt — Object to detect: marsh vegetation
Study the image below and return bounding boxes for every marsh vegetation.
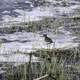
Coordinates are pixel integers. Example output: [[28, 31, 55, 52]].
[[0, 0, 80, 80]]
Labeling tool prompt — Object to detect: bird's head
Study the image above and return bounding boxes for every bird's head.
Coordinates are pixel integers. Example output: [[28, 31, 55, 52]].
[[43, 34, 47, 37]]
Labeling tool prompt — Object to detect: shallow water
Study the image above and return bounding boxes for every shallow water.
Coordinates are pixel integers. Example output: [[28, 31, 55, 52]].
[[0, 0, 79, 63]]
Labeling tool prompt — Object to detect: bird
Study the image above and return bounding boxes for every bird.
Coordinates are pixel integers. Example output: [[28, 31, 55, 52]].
[[43, 34, 53, 44]]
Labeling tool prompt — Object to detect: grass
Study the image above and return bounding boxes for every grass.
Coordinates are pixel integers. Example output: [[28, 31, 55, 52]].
[[1, 48, 80, 80]]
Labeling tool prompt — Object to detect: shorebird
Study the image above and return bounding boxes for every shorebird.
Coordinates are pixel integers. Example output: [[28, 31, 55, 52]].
[[43, 34, 53, 44]]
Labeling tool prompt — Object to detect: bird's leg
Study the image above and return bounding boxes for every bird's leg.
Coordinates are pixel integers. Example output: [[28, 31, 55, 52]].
[[46, 42, 48, 48], [53, 40, 55, 48], [47, 43, 51, 49]]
